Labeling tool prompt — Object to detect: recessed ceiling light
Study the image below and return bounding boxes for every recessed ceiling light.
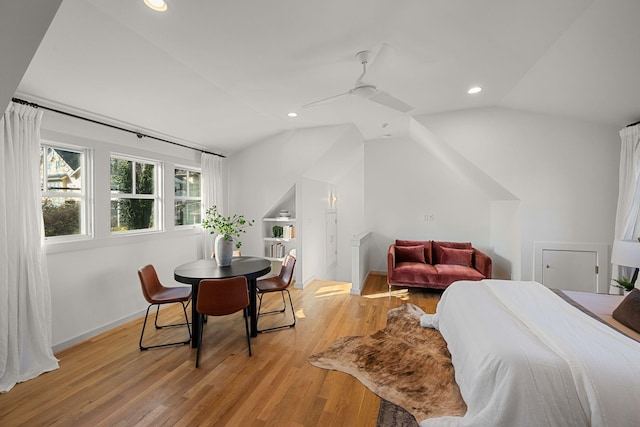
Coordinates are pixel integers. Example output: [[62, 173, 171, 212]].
[[287, 112, 298, 118], [144, 0, 167, 12], [468, 86, 482, 94]]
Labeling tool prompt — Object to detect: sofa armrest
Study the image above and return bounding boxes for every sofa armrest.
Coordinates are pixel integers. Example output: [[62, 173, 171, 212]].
[[387, 244, 397, 282], [473, 248, 492, 279]]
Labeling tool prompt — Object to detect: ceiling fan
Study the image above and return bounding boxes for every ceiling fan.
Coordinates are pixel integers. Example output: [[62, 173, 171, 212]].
[[302, 44, 414, 113]]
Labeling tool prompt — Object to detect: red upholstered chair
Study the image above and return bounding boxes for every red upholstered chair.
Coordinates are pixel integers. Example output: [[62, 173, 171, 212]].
[[137, 264, 192, 351], [256, 254, 296, 332], [196, 276, 252, 368]]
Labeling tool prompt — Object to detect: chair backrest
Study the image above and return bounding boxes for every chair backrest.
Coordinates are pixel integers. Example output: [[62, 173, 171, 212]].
[[138, 264, 164, 304], [197, 276, 249, 316], [278, 254, 296, 286]]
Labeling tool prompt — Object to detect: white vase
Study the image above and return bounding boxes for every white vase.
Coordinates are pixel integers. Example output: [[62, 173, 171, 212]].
[[214, 234, 234, 267]]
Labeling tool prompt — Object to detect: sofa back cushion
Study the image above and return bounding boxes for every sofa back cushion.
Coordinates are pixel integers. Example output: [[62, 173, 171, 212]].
[[432, 241, 472, 264], [396, 240, 432, 264], [395, 245, 426, 264], [439, 247, 473, 267]]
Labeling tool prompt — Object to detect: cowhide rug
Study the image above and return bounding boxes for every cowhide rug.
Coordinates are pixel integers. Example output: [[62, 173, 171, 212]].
[[308, 303, 466, 423]]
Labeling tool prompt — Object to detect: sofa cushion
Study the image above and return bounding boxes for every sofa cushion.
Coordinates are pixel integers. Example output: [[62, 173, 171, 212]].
[[434, 264, 485, 284], [432, 241, 472, 264], [395, 245, 426, 264], [396, 240, 432, 264], [440, 247, 473, 267], [391, 262, 438, 285], [612, 288, 640, 333]]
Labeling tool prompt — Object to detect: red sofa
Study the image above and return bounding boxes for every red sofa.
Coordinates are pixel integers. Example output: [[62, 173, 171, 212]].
[[387, 240, 492, 290]]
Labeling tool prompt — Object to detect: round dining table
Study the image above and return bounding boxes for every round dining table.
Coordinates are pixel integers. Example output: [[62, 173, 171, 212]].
[[174, 256, 271, 347]]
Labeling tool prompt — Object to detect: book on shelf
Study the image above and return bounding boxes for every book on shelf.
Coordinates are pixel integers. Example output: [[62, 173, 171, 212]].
[[269, 242, 286, 259], [282, 224, 295, 240], [272, 224, 295, 240]]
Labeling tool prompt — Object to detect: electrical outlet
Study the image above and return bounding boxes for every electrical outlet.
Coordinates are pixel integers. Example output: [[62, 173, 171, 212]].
[[424, 214, 434, 221]]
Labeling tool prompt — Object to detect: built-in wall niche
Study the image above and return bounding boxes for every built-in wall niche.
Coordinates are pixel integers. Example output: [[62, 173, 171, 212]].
[[263, 185, 297, 262]]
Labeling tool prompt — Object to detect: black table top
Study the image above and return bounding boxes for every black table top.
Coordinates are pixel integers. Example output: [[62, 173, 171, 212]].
[[174, 256, 272, 285]]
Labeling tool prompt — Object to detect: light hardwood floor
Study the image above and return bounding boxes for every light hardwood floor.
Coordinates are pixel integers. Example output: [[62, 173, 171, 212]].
[[0, 274, 441, 426]]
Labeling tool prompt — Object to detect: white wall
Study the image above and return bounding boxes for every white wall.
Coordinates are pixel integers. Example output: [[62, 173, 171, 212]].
[[364, 135, 493, 272], [0, 1, 61, 111], [40, 111, 204, 350], [414, 107, 619, 280], [336, 151, 365, 281], [228, 124, 365, 284]]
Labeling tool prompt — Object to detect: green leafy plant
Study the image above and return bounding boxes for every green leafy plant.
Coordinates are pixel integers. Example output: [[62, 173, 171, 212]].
[[202, 205, 254, 249], [612, 277, 635, 292]]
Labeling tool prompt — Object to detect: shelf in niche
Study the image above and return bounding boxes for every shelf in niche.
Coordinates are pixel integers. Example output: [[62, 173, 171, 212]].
[[264, 237, 296, 242], [263, 217, 296, 222]]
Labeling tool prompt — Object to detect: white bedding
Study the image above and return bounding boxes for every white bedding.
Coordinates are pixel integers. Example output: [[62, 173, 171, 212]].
[[421, 280, 640, 427]]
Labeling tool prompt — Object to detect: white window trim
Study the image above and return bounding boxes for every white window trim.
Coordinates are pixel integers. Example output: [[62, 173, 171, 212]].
[[41, 140, 93, 243], [174, 165, 202, 228], [110, 153, 163, 234]]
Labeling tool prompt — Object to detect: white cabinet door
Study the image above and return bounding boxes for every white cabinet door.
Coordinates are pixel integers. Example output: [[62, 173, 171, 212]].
[[541, 249, 597, 292]]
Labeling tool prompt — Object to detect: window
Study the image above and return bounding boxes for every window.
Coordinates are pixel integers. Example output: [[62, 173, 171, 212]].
[[174, 167, 201, 226], [40, 142, 90, 239], [110, 155, 161, 233]]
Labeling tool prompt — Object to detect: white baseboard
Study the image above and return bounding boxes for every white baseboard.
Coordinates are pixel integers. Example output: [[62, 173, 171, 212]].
[[52, 309, 146, 354]]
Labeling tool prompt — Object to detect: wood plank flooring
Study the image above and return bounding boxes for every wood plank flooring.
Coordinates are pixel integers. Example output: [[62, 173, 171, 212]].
[[0, 274, 441, 426]]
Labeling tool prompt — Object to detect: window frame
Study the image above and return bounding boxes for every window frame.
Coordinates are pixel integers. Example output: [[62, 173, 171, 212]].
[[40, 140, 93, 242], [109, 153, 163, 235], [174, 166, 202, 228]]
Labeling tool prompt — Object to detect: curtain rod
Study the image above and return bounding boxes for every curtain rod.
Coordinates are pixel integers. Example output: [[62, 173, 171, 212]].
[[11, 97, 225, 158]]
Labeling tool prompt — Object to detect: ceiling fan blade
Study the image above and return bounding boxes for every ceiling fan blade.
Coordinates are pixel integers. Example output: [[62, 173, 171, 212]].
[[302, 91, 350, 108], [369, 90, 413, 113], [366, 43, 396, 81]]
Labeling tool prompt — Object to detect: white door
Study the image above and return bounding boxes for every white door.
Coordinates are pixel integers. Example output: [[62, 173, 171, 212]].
[[326, 211, 337, 269], [541, 249, 598, 292]]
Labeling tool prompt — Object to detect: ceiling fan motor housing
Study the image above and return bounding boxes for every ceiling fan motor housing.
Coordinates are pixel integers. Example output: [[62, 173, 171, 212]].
[[351, 85, 377, 99]]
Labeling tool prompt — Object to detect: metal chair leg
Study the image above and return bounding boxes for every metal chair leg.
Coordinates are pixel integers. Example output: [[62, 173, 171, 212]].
[[140, 302, 191, 351], [257, 291, 287, 316], [244, 308, 252, 357], [257, 290, 296, 333], [154, 303, 192, 329]]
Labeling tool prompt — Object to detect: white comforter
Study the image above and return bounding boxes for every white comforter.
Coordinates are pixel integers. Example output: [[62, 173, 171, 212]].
[[421, 280, 640, 427]]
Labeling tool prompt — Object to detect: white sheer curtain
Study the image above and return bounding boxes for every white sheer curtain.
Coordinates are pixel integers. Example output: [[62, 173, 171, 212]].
[[613, 125, 640, 284], [0, 102, 59, 393], [201, 153, 225, 258]]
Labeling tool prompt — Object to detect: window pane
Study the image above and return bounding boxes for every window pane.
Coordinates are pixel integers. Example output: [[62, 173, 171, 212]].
[[110, 158, 133, 193], [42, 197, 81, 237], [135, 162, 155, 195], [175, 169, 187, 197], [111, 199, 155, 231], [189, 171, 201, 197], [175, 200, 201, 226], [46, 148, 82, 192]]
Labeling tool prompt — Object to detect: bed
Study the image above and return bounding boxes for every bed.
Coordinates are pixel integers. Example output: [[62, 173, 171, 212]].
[[421, 280, 640, 427]]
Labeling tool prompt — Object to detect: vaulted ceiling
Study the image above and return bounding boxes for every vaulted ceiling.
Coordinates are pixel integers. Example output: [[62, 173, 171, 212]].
[[16, 0, 640, 155]]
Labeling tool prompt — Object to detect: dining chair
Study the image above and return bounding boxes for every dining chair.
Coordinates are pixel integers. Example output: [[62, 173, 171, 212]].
[[195, 276, 252, 368], [137, 264, 192, 350], [256, 254, 296, 333]]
